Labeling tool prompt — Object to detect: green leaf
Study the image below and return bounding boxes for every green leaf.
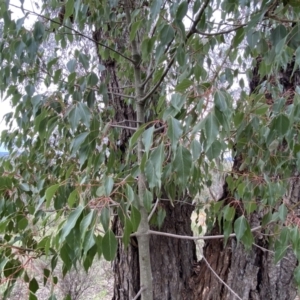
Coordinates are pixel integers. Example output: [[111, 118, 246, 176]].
[[274, 240, 289, 264], [271, 25, 287, 46], [125, 184, 135, 203], [130, 20, 142, 41], [33, 21, 45, 43], [167, 117, 183, 152], [223, 205, 235, 222], [78, 52, 89, 70], [29, 278, 39, 294], [145, 143, 164, 189], [88, 72, 99, 86], [60, 205, 84, 242], [67, 190, 78, 208], [173, 145, 192, 187], [232, 27, 245, 48], [80, 210, 94, 240], [104, 176, 114, 196], [71, 132, 89, 153], [191, 140, 202, 160], [129, 124, 147, 149], [157, 208, 166, 229], [269, 114, 290, 137], [131, 205, 141, 232], [240, 225, 254, 250], [141, 37, 155, 61], [142, 126, 154, 155], [176, 1, 188, 20], [45, 184, 59, 208], [78, 102, 91, 128], [160, 24, 175, 46], [100, 207, 110, 232], [102, 230, 117, 261], [278, 204, 288, 221], [43, 269, 50, 286], [294, 266, 300, 285], [234, 216, 247, 241], [65, 0, 74, 19], [214, 90, 228, 112], [60, 243, 72, 272], [150, 0, 163, 20], [175, 79, 193, 93], [176, 45, 185, 66], [206, 140, 222, 160], [123, 218, 133, 248], [67, 59, 77, 73], [95, 235, 103, 258], [143, 189, 153, 213], [204, 113, 219, 150]]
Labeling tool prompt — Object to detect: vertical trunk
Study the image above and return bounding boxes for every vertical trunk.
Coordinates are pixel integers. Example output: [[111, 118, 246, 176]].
[[149, 199, 196, 300], [112, 198, 196, 299], [194, 59, 300, 299]]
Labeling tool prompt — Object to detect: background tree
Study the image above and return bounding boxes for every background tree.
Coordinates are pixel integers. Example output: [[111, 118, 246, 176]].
[[1, 0, 300, 300]]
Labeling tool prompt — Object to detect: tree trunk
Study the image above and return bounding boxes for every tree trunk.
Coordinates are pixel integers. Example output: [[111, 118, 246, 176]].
[[113, 198, 196, 300], [194, 59, 300, 299]]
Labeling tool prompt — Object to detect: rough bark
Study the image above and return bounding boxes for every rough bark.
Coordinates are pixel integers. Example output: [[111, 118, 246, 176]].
[[149, 199, 196, 300], [193, 180, 299, 300], [194, 59, 300, 300], [112, 198, 196, 300]]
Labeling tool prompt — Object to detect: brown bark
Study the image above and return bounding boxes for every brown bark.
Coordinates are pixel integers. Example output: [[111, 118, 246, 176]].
[[113, 199, 196, 300]]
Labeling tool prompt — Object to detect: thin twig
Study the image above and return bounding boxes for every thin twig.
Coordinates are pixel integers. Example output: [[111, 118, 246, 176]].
[[139, 55, 175, 104], [110, 124, 137, 131], [201, 255, 243, 300], [252, 243, 295, 265], [132, 286, 145, 300], [145, 226, 261, 240], [195, 24, 245, 37], [148, 198, 159, 221], [187, 0, 211, 39]]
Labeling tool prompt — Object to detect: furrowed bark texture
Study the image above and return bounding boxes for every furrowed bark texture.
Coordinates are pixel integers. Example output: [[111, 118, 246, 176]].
[[194, 59, 300, 300], [112, 219, 140, 299], [149, 199, 196, 300], [112, 198, 196, 299], [194, 180, 299, 300]]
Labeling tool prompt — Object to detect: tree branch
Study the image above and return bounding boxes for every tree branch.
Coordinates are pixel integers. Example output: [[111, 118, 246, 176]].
[[139, 55, 175, 104], [195, 24, 245, 37], [110, 124, 137, 131], [132, 287, 146, 300], [201, 255, 243, 300], [146, 225, 262, 240], [187, 0, 211, 39], [148, 198, 159, 222]]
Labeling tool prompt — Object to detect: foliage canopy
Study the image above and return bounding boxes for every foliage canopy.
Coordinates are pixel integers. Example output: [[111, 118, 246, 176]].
[[1, 0, 300, 298]]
